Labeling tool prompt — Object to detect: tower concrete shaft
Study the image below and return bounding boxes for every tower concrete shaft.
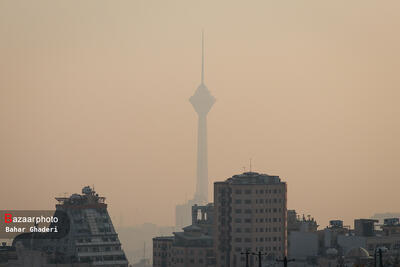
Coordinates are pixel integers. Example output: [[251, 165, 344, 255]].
[[189, 32, 215, 204], [195, 114, 208, 203]]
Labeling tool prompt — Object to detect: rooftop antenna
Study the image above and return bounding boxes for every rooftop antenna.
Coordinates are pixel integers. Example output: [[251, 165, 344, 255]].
[[242, 166, 246, 173], [143, 241, 146, 260], [249, 158, 252, 172], [201, 29, 204, 84]]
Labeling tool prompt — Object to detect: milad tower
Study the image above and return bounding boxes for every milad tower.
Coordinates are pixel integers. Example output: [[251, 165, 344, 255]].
[[189, 32, 215, 204], [175, 33, 215, 229]]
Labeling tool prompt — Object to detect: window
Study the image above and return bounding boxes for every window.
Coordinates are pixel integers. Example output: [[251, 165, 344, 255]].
[[235, 218, 242, 223], [245, 199, 251, 204], [235, 209, 242, 213], [245, 190, 252, 194], [235, 199, 242, 204], [235, 189, 242, 194]]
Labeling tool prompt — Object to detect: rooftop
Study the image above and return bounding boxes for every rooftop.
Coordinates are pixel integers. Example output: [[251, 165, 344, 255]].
[[221, 172, 282, 185], [55, 186, 106, 206], [153, 236, 174, 241]]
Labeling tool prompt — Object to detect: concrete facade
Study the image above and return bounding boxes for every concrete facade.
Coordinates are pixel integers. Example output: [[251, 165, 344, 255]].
[[154, 204, 215, 267], [288, 231, 318, 260], [214, 172, 287, 267], [152, 237, 173, 267]]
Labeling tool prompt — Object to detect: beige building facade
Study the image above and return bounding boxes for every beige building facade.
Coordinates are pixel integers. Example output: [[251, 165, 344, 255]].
[[214, 172, 287, 267]]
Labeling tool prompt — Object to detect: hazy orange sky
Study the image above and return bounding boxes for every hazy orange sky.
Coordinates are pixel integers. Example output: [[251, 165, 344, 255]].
[[1, 0, 399, 229]]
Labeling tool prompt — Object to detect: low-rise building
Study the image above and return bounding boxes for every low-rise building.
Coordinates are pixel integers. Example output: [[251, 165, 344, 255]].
[[287, 210, 318, 265], [153, 204, 215, 267]]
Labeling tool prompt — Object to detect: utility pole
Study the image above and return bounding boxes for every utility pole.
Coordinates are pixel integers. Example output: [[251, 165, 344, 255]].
[[276, 256, 295, 267], [374, 247, 385, 267], [241, 251, 251, 267], [252, 251, 263, 267]]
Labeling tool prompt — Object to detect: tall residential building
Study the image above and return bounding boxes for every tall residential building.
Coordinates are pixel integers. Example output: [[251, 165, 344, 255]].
[[214, 172, 287, 267], [13, 186, 128, 266]]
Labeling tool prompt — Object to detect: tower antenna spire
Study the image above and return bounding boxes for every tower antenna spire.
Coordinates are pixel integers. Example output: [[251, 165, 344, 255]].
[[201, 30, 204, 84]]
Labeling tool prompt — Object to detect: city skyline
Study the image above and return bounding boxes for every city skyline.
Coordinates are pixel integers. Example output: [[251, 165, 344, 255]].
[[1, 0, 400, 229]]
